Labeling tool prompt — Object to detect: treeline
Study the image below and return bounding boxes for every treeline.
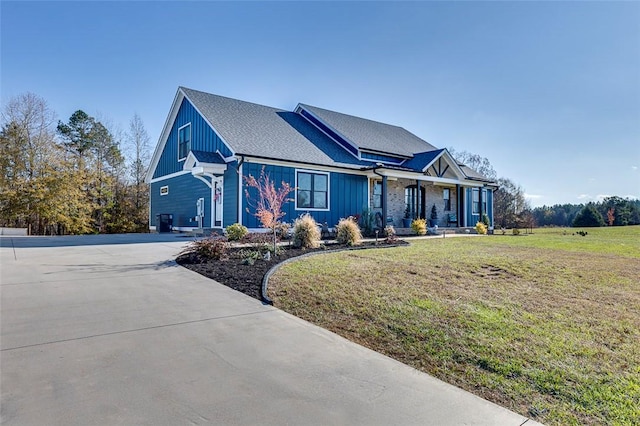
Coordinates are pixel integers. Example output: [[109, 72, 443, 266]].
[[0, 93, 150, 235], [448, 149, 639, 229], [531, 197, 640, 227]]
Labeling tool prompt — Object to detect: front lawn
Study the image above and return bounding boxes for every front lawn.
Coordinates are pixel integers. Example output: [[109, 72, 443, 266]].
[[268, 226, 640, 425]]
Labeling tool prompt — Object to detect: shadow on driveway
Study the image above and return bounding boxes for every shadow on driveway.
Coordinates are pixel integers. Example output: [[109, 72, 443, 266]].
[[0, 233, 195, 249]]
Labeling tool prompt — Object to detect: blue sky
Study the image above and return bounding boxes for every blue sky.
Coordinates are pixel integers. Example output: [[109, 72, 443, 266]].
[[2, 1, 639, 206]]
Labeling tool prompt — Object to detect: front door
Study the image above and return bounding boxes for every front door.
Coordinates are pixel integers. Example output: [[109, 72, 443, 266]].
[[405, 185, 426, 219], [213, 178, 223, 228]]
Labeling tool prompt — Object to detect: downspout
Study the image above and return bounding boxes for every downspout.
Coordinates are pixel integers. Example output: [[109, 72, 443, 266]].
[[372, 165, 387, 227]]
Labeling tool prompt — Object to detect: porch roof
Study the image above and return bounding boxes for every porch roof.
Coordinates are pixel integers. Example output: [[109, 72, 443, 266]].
[[183, 150, 228, 175]]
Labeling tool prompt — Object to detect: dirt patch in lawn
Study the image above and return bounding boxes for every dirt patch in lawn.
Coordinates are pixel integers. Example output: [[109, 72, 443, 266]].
[[176, 240, 407, 301]]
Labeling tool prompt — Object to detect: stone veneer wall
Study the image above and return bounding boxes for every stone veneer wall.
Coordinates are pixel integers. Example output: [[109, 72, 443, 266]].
[[369, 178, 458, 227]]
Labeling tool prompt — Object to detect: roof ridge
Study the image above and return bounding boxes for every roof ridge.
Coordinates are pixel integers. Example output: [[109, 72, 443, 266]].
[[299, 103, 407, 131], [180, 86, 287, 112]]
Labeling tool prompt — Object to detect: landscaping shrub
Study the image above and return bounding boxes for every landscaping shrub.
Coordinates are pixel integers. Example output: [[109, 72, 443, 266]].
[[384, 225, 398, 243], [276, 222, 291, 239], [359, 208, 376, 237], [180, 236, 229, 261], [411, 218, 427, 236], [475, 222, 487, 235], [335, 217, 362, 246], [482, 213, 490, 228], [236, 248, 261, 265], [293, 214, 321, 248], [225, 223, 248, 241], [242, 232, 283, 255]]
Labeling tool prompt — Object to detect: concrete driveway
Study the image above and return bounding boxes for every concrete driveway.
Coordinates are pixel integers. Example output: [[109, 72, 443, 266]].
[[1, 234, 539, 425]]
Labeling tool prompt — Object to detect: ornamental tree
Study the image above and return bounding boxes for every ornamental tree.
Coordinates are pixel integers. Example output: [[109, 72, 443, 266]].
[[244, 167, 294, 253]]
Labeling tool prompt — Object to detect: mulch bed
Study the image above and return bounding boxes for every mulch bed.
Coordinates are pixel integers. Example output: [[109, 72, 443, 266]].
[[176, 240, 407, 301]]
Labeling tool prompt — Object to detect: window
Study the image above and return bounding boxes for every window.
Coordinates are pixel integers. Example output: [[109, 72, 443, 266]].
[[482, 189, 488, 216], [443, 188, 451, 211], [405, 187, 417, 218], [296, 170, 329, 210], [160, 185, 169, 196], [178, 123, 191, 161], [373, 181, 382, 208], [472, 188, 479, 214]]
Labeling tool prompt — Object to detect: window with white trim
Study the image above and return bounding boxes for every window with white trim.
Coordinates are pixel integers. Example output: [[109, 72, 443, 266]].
[[472, 189, 479, 214], [296, 170, 329, 210], [443, 188, 451, 211], [160, 185, 169, 196], [482, 189, 488, 216], [178, 123, 191, 161], [373, 181, 382, 208]]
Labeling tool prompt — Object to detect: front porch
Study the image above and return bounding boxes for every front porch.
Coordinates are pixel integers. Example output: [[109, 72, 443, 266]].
[[366, 155, 495, 231], [370, 176, 479, 229]]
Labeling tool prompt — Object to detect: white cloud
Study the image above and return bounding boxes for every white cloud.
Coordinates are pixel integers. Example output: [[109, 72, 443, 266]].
[[595, 194, 610, 202], [524, 193, 542, 199], [632, 166, 638, 171], [577, 194, 591, 200]]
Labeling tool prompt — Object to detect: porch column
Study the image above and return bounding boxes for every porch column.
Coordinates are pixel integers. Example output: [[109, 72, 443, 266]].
[[416, 180, 422, 219], [456, 184, 461, 227], [382, 175, 388, 226]]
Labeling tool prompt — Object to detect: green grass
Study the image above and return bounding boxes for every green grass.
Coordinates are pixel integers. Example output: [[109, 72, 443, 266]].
[[496, 226, 640, 258], [268, 226, 640, 425]]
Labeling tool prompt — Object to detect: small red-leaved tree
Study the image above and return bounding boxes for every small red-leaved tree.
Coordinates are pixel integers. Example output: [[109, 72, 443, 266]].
[[607, 207, 615, 226], [244, 167, 294, 254]]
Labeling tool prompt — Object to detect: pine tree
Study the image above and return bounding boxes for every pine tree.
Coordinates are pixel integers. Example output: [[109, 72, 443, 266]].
[[572, 204, 605, 227]]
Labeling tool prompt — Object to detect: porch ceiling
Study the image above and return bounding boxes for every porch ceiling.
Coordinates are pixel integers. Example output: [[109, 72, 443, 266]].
[[368, 168, 485, 187]]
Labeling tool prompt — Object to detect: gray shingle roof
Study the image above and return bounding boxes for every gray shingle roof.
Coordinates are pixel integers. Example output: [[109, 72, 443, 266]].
[[459, 164, 494, 182], [191, 150, 226, 164], [180, 87, 494, 182], [181, 87, 367, 170], [402, 149, 445, 171], [298, 104, 437, 157]]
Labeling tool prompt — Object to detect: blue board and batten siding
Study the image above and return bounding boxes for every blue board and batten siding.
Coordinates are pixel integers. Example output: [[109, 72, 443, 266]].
[[223, 163, 239, 226], [153, 98, 233, 179], [151, 174, 210, 228], [465, 187, 493, 227], [150, 164, 240, 229], [241, 163, 368, 229], [151, 97, 239, 228]]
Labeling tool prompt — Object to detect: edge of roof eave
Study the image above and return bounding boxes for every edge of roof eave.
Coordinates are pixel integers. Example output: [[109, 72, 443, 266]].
[[366, 165, 490, 186], [145, 87, 186, 183], [238, 153, 367, 172]]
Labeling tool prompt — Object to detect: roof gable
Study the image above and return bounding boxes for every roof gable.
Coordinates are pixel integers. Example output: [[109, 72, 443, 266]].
[[183, 150, 228, 175], [296, 103, 437, 158], [401, 149, 466, 180], [179, 87, 367, 169]]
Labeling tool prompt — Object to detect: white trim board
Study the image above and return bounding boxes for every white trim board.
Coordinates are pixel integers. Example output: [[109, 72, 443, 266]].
[[149, 170, 191, 184], [294, 169, 330, 211], [145, 88, 236, 183]]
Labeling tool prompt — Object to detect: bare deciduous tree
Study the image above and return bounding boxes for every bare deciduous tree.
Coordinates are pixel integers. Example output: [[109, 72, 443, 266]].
[[126, 113, 151, 231], [448, 148, 497, 181]]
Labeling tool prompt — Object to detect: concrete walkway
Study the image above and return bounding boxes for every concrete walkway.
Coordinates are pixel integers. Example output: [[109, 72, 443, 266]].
[[1, 234, 541, 425]]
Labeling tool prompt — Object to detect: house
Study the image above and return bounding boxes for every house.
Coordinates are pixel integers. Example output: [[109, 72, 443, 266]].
[[146, 87, 496, 233]]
